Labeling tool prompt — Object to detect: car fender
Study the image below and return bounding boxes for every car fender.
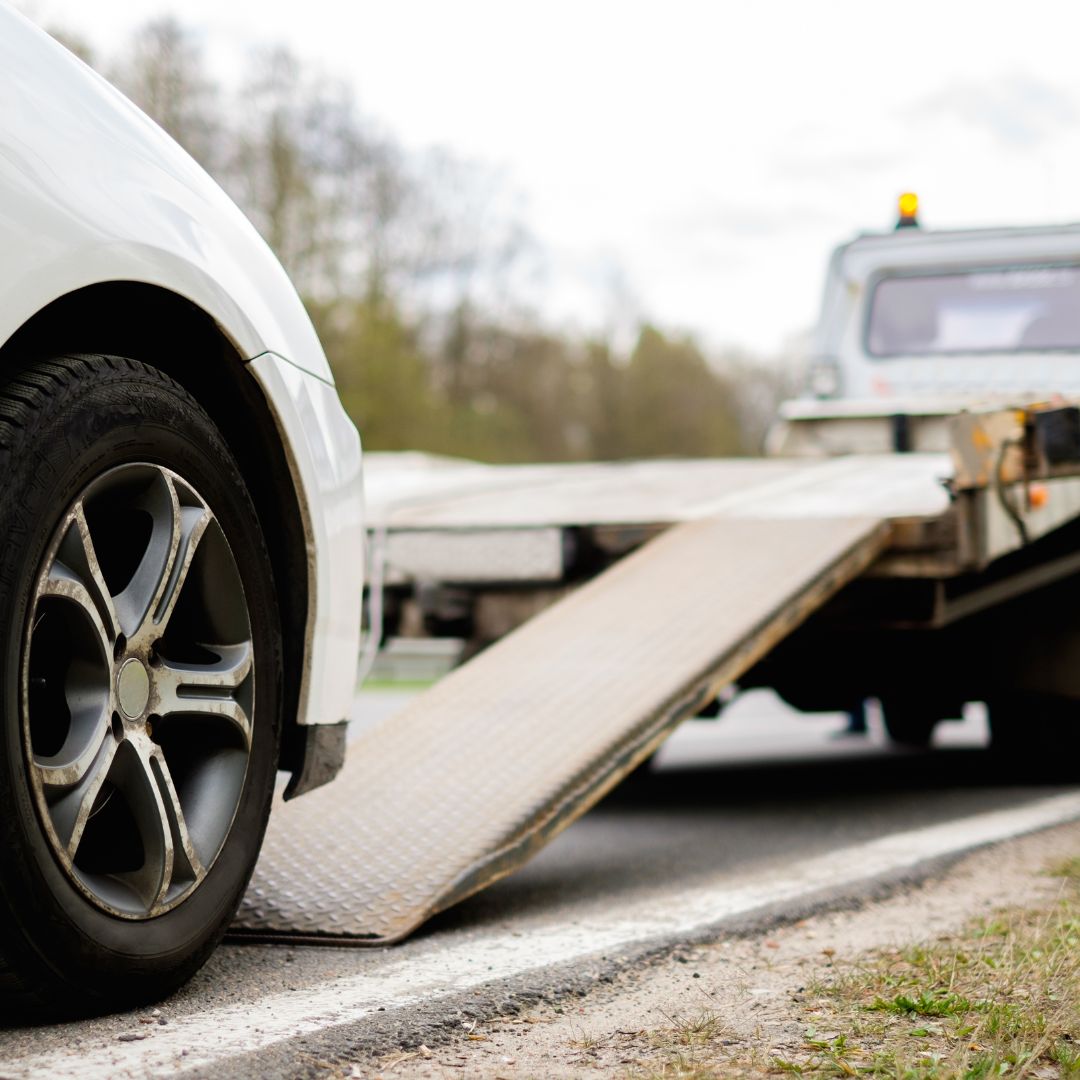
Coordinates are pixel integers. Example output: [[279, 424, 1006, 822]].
[[0, 6, 331, 383]]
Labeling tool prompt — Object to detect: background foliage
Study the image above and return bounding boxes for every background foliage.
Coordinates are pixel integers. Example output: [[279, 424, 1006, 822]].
[[54, 19, 798, 461]]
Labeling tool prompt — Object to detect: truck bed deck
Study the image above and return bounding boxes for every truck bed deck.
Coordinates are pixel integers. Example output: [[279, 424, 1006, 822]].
[[236, 409, 1080, 943], [363, 452, 953, 584]]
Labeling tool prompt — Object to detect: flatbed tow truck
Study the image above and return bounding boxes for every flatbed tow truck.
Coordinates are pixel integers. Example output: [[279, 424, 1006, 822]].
[[234, 198, 1080, 945]]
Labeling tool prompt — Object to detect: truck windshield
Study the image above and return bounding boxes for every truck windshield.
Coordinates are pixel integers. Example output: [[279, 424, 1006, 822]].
[[867, 265, 1080, 357]]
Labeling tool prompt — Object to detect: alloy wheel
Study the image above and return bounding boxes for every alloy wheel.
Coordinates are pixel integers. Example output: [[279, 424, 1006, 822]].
[[22, 463, 254, 918]]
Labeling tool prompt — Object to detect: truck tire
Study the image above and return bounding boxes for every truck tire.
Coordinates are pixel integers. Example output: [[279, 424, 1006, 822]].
[[987, 693, 1080, 780], [0, 355, 281, 1014], [879, 695, 939, 747]]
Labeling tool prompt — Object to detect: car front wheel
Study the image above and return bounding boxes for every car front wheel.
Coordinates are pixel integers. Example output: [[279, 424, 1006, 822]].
[[0, 354, 280, 1014]]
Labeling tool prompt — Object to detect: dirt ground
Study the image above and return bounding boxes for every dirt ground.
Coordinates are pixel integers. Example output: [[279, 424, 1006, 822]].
[[354, 821, 1080, 1079]]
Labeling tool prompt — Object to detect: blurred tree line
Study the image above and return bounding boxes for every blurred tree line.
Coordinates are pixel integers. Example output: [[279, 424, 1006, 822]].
[[52, 19, 796, 461]]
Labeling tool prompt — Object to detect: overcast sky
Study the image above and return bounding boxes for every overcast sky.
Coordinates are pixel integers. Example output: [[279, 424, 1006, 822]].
[[16, 0, 1080, 355]]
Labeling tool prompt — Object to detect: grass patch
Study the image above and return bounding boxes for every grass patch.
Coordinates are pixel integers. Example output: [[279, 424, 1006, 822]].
[[621, 859, 1080, 1079], [771, 860, 1080, 1077], [869, 991, 974, 1019], [645, 1009, 728, 1052], [1048, 857, 1080, 883], [624, 1009, 747, 1079], [568, 1024, 605, 1051], [357, 678, 436, 692]]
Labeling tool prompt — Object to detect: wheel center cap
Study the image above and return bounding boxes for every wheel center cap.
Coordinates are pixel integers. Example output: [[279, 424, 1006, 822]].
[[117, 657, 151, 720]]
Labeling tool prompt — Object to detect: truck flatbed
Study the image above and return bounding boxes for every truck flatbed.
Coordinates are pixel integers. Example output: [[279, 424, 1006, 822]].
[[234, 404, 1080, 943], [362, 452, 952, 585], [365, 452, 951, 528]]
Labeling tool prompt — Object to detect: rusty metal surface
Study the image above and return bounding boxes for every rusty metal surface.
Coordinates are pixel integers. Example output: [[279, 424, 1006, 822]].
[[234, 514, 889, 944]]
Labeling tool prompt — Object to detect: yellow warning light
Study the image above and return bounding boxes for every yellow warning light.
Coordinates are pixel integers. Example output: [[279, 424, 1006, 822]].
[[896, 192, 919, 229], [1029, 483, 1050, 510]]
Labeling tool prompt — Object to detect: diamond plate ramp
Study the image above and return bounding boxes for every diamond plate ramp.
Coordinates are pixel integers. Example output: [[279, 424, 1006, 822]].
[[234, 515, 890, 944]]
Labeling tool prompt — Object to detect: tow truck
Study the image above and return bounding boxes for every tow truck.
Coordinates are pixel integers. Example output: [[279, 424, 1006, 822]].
[[236, 196, 1080, 945]]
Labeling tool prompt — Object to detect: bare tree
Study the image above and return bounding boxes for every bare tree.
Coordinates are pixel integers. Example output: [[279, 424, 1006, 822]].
[[110, 18, 223, 173], [45, 26, 96, 65], [77, 14, 773, 463]]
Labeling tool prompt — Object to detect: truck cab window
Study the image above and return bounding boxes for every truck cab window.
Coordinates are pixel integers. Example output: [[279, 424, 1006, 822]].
[[867, 265, 1080, 357]]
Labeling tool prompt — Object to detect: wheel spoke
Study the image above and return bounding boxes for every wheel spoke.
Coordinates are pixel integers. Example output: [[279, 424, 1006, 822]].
[[45, 503, 122, 647], [146, 504, 211, 643], [122, 734, 172, 911], [32, 708, 111, 789], [155, 642, 253, 746], [115, 473, 210, 646], [108, 735, 184, 911], [39, 562, 114, 664], [148, 747, 206, 888], [35, 728, 118, 855]]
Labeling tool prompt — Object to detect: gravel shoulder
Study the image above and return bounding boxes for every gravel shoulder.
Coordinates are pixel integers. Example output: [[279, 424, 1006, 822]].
[[358, 821, 1080, 1079]]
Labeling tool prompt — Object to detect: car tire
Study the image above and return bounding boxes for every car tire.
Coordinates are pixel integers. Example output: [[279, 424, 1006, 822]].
[[0, 354, 281, 1015]]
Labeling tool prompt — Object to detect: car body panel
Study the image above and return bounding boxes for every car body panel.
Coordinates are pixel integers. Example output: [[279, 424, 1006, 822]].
[[249, 353, 364, 728], [0, 7, 363, 729], [0, 6, 331, 382]]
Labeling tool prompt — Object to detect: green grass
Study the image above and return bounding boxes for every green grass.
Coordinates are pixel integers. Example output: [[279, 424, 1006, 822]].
[[618, 858, 1080, 1079], [356, 677, 436, 692], [1047, 857, 1080, 883], [768, 863, 1080, 1078], [869, 992, 974, 1019]]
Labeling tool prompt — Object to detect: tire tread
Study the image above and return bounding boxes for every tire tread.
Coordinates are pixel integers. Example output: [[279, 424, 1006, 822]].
[[0, 355, 191, 1012], [0, 353, 278, 1016]]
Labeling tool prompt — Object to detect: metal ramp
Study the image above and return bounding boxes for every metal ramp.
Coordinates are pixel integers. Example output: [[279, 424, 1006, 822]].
[[233, 513, 889, 944]]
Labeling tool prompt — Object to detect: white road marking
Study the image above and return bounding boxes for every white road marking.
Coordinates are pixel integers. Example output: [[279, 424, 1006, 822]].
[[13, 791, 1080, 1078]]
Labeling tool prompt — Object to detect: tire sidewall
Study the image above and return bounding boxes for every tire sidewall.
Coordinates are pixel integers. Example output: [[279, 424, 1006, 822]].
[[0, 361, 280, 1006]]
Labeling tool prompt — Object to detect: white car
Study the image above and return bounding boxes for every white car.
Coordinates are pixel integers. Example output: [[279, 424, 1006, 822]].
[[0, 9, 363, 1011]]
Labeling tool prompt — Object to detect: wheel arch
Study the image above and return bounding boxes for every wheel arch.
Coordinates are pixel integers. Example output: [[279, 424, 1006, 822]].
[[0, 281, 310, 776]]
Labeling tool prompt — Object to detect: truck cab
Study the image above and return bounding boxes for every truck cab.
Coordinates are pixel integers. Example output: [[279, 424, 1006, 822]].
[[772, 200, 1080, 456]]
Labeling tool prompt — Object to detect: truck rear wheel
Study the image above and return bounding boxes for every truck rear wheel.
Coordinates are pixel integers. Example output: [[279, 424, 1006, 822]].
[[988, 693, 1080, 780], [879, 696, 939, 748]]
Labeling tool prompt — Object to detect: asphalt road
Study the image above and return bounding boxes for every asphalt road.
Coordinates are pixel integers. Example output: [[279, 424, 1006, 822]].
[[2, 689, 1076, 1078]]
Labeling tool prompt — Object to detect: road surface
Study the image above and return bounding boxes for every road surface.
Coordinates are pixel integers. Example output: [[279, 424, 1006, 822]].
[[1, 689, 1076, 1078]]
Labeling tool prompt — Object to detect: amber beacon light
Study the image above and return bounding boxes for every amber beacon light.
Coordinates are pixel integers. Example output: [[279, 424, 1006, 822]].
[[896, 191, 920, 229]]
